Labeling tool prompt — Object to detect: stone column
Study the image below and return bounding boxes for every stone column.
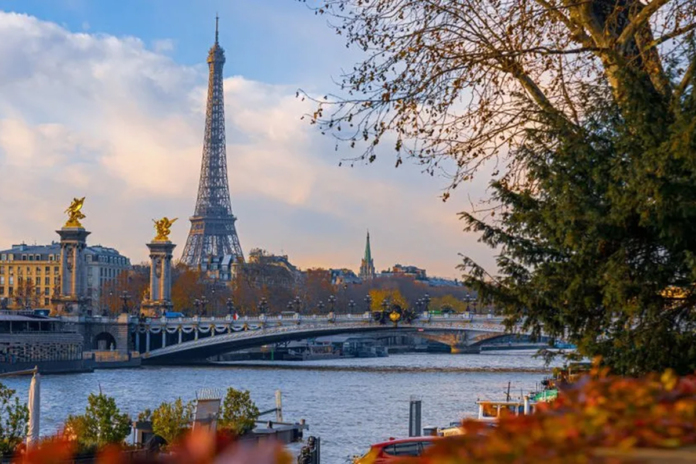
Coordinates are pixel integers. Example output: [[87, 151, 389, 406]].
[[53, 226, 91, 315], [141, 240, 176, 317]]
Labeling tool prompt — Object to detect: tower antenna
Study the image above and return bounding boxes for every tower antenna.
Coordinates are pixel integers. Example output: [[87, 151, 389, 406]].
[[215, 14, 219, 44]]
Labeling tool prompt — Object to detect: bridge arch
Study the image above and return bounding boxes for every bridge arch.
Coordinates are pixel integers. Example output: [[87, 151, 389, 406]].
[[94, 331, 117, 351]]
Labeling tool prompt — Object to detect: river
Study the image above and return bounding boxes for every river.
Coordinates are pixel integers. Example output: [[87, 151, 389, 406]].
[[2, 351, 557, 463]]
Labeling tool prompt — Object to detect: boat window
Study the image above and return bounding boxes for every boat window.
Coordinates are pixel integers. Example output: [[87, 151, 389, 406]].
[[481, 403, 499, 417], [385, 443, 422, 456]]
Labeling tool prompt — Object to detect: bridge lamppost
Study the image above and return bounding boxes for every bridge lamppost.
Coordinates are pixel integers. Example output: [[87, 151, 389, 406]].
[[257, 297, 268, 316], [200, 296, 208, 316], [293, 295, 302, 314], [226, 298, 235, 317], [317, 301, 325, 314], [364, 294, 372, 312], [193, 298, 201, 315], [423, 293, 431, 312], [348, 299, 356, 314], [120, 290, 131, 314], [328, 295, 336, 315]]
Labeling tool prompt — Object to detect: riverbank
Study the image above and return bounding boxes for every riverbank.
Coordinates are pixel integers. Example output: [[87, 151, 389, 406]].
[[213, 361, 551, 374]]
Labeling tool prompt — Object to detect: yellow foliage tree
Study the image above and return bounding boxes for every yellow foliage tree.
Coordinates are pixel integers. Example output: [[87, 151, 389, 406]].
[[368, 288, 408, 311], [429, 294, 468, 313]]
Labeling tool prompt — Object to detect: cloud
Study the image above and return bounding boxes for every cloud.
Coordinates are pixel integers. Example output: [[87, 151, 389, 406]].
[[0, 11, 495, 278], [152, 38, 175, 53]]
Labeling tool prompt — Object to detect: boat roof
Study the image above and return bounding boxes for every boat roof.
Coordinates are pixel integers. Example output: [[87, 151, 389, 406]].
[[0, 314, 58, 322], [0, 312, 58, 322], [370, 436, 440, 447]]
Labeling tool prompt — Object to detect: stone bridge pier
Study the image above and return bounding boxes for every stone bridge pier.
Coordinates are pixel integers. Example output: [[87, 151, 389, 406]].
[[74, 314, 133, 353], [417, 328, 522, 353]]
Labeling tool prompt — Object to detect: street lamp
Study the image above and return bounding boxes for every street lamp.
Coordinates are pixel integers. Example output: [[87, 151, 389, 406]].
[[317, 300, 325, 314], [194, 298, 201, 315], [257, 297, 268, 315], [381, 297, 390, 313], [364, 294, 372, 312], [226, 298, 235, 316], [348, 299, 356, 314], [423, 293, 431, 312], [328, 294, 336, 314], [120, 290, 131, 314], [200, 296, 208, 316], [293, 296, 302, 314]]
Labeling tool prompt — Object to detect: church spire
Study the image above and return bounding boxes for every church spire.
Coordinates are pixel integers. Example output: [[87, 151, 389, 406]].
[[364, 230, 372, 263], [359, 230, 376, 280]]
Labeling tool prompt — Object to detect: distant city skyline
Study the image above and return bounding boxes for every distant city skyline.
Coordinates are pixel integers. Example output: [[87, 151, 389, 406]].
[[0, 1, 497, 278]]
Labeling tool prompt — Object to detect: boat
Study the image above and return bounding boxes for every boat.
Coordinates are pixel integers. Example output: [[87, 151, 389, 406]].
[[283, 342, 340, 361]]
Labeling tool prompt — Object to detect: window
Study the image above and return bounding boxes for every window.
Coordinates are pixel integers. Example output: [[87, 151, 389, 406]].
[[26, 277, 32, 285], [54, 267, 59, 274], [383, 443, 422, 457], [36, 267, 41, 275], [45, 266, 50, 273], [44, 277, 49, 286], [49, 255, 54, 261], [0, 254, 4, 261], [8, 277, 13, 285], [35, 255, 40, 261], [43, 288, 48, 296], [22, 255, 27, 261], [0, 287, 3, 295], [0, 268, 3, 275], [44, 298, 49, 306], [26, 267, 31, 274], [8, 288, 12, 296], [35, 287, 40, 295], [0, 277, 3, 285]]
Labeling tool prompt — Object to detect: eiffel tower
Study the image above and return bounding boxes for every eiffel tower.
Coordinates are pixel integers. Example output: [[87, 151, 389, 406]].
[[180, 17, 244, 267]]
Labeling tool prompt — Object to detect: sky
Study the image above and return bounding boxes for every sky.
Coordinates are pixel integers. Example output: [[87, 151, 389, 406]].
[[0, 0, 496, 279]]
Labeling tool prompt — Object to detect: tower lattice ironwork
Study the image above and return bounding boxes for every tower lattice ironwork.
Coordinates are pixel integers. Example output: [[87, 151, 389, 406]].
[[181, 17, 244, 267]]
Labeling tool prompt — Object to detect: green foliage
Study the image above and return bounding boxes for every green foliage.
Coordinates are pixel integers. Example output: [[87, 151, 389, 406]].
[[151, 398, 193, 444], [136, 409, 152, 423], [461, 74, 696, 375], [0, 382, 28, 455], [64, 393, 131, 450], [218, 388, 259, 436]]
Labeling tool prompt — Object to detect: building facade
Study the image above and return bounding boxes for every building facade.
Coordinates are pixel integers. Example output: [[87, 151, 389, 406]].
[[382, 264, 428, 280], [0, 243, 130, 311]]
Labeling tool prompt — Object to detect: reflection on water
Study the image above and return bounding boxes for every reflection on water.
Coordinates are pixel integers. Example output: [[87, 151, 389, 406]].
[[2, 351, 557, 463]]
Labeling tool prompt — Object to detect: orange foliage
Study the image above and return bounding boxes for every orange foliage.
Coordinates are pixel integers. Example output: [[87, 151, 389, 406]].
[[419, 365, 696, 463], [17, 430, 292, 464]]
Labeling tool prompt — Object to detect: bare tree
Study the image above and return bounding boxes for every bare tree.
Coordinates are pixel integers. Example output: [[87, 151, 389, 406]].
[[300, 0, 696, 195]]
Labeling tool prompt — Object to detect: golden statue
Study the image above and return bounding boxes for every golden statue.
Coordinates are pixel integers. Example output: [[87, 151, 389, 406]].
[[153, 217, 177, 242], [64, 197, 86, 228]]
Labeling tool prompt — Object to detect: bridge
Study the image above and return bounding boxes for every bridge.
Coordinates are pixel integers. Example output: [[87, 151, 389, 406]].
[[61, 313, 533, 364], [132, 313, 525, 363]]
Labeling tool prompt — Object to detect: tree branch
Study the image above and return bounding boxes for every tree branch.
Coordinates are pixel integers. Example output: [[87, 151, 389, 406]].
[[616, 0, 671, 47], [675, 54, 696, 101], [647, 22, 696, 50]]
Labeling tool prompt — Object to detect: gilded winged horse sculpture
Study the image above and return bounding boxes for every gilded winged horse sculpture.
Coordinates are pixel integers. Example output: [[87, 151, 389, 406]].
[[153, 217, 177, 242], [64, 197, 86, 228]]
